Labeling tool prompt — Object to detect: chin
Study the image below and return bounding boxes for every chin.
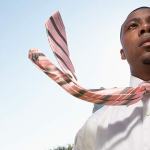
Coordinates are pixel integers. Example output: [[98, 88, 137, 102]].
[[141, 53, 150, 65]]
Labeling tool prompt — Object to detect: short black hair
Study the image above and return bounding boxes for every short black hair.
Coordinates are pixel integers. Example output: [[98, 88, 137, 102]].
[[120, 6, 150, 40]]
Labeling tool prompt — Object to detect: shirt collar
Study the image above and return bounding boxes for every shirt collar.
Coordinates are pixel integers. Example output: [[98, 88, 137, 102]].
[[129, 75, 144, 87]]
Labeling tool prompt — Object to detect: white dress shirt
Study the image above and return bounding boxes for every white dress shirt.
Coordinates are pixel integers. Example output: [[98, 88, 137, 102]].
[[73, 76, 150, 150]]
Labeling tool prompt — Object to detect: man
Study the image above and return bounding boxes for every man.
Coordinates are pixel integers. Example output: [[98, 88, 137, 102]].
[[73, 6, 150, 150]]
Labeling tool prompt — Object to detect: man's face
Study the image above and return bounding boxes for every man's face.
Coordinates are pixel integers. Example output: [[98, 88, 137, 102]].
[[120, 8, 150, 75]]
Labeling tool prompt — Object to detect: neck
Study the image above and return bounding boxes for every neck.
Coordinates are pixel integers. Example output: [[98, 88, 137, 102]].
[[131, 67, 150, 81]]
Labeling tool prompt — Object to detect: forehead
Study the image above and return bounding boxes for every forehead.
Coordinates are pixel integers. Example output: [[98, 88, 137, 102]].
[[123, 8, 150, 26]]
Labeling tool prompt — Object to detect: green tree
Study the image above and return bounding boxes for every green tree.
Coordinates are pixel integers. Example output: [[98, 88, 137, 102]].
[[50, 144, 73, 150]]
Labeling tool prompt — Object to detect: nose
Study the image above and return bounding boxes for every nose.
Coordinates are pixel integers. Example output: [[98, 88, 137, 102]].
[[139, 23, 150, 36]]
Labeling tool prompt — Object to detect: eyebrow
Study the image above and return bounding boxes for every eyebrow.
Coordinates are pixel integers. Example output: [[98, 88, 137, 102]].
[[124, 15, 150, 27], [124, 17, 141, 27]]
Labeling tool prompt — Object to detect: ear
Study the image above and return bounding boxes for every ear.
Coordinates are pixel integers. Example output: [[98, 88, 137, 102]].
[[120, 49, 126, 60]]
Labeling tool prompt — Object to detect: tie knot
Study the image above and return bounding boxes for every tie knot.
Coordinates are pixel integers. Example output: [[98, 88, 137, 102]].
[[140, 81, 150, 93]]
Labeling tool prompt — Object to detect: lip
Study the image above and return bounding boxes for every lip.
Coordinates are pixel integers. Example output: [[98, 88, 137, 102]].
[[142, 42, 150, 47], [138, 35, 150, 48]]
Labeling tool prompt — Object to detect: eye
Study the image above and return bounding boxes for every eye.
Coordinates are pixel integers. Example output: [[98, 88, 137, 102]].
[[127, 22, 138, 30]]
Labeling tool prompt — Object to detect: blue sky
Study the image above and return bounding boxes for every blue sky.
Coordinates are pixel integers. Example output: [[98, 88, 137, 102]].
[[0, 0, 149, 150]]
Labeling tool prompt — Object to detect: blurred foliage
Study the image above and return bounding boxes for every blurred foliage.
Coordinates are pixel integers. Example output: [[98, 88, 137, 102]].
[[50, 144, 73, 150]]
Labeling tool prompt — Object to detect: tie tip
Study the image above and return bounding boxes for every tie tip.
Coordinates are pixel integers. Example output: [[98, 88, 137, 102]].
[[28, 48, 39, 59]]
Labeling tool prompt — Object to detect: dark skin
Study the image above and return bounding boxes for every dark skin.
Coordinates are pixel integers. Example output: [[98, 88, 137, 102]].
[[120, 8, 150, 81]]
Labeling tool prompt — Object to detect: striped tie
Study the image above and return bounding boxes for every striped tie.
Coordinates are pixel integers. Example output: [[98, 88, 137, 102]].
[[28, 11, 150, 105]]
